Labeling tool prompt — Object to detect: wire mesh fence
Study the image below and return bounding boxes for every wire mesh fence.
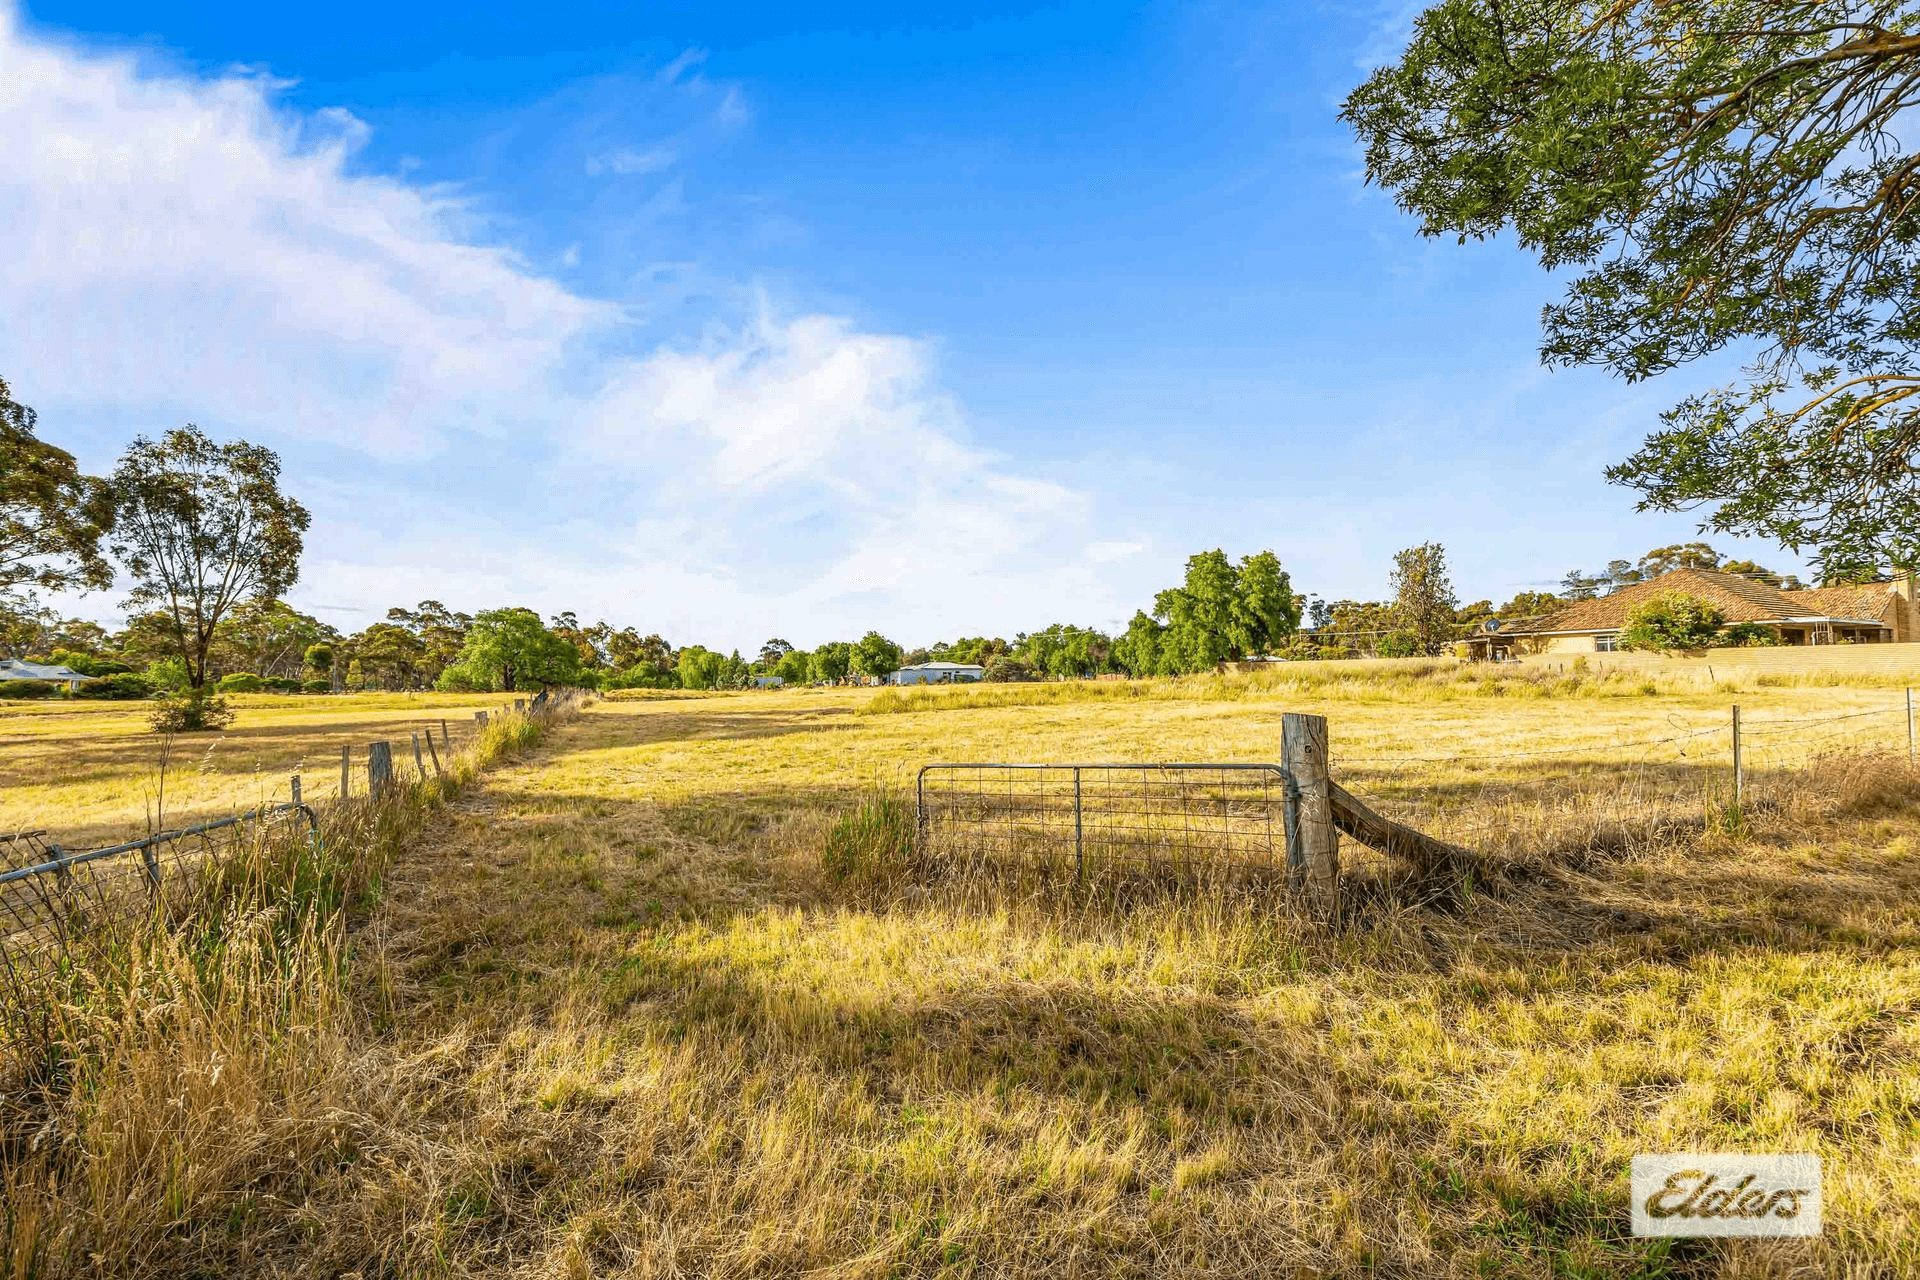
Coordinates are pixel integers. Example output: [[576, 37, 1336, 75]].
[[913, 691, 1920, 902], [915, 763, 1295, 883], [0, 689, 593, 1050]]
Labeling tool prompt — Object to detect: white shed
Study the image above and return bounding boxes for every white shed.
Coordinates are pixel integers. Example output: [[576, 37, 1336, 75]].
[[890, 661, 985, 685]]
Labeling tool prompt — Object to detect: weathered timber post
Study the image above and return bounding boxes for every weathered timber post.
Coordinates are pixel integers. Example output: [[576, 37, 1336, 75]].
[[441, 719, 451, 753], [412, 733, 426, 780], [475, 710, 489, 728], [290, 775, 302, 806], [1731, 705, 1744, 808], [514, 698, 526, 714], [368, 742, 394, 799], [340, 744, 351, 799], [1281, 712, 1338, 918], [1908, 688, 1915, 766], [424, 727, 443, 776]]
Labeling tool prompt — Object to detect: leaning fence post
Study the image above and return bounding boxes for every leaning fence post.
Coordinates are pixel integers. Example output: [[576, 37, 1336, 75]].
[[341, 744, 351, 800], [424, 727, 444, 776], [368, 741, 394, 799], [412, 732, 426, 781], [1282, 712, 1338, 918], [441, 719, 451, 752], [1731, 705, 1744, 808]]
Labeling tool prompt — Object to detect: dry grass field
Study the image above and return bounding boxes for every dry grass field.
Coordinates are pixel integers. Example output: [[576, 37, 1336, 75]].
[[5, 664, 1920, 1278], [0, 690, 518, 847]]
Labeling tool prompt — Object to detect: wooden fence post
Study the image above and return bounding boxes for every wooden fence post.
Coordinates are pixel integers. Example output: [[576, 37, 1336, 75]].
[[1282, 712, 1339, 918], [441, 719, 451, 752], [368, 741, 394, 799], [290, 775, 302, 806], [1908, 688, 1915, 766], [1731, 705, 1743, 808], [340, 744, 351, 800], [424, 727, 443, 776], [412, 733, 426, 780], [475, 710, 488, 728]]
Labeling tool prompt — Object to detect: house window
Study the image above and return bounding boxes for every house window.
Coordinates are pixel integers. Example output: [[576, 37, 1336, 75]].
[[1595, 634, 1619, 652]]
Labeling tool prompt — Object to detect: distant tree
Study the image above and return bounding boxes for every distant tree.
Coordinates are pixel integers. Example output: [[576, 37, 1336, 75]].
[[1454, 599, 1495, 629], [213, 599, 330, 680], [1389, 542, 1459, 655], [774, 648, 811, 683], [1497, 590, 1561, 618], [1619, 591, 1726, 653], [809, 642, 854, 685], [388, 600, 473, 684], [440, 607, 579, 692], [1601, 559, 1644, 593], [351, 622, 427, 689], [1151, 548, 1301, 671], [852, 631, 904, 681], [1719, 558, 1782, 586], [304, 642, 333, 677], [1231, 549, 1302, 654], [1559, 570, 1603, 602], [1015, 624, 1113, 679], [758, 638, 794, 668], [0, 375, 115, 605], [1305, 596, 1331, 632], [1111, 611, 1166, 677], [1638, 542, 1722, 578], [108, 428, 309, 725]]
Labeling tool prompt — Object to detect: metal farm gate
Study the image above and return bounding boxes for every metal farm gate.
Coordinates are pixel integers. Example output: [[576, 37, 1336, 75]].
[[911, 713, 1459, 914]]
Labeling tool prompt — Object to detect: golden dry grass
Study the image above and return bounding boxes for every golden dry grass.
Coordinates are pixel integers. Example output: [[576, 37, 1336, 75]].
[[0, 691, 520, 847], [6, 678, 1920, 1277]]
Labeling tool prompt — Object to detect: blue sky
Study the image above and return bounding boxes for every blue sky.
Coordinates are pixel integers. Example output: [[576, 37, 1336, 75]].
[[0, 1, 1793, 648]]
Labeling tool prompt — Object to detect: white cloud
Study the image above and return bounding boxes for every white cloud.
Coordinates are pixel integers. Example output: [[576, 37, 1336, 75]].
[[1087, 540, 1144, 564], [0, 8, 1124, 647]]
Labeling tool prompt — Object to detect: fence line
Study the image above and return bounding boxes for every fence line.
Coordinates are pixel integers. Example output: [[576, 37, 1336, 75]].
[[912, 691, 1920, 916], [0, 688, 588, 1029]]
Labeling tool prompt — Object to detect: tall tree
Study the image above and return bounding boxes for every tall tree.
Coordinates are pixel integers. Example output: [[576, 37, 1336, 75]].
[[213, 598, 330, 679], [1390, 542, 1460, 655], [0, 375, 114, 603], [852, 631, 904, 680], [108, 426, 309, 691], [1638, 542, 1723, 577], [441, 607, 578, 692], [1345, 2, 1920, 576]]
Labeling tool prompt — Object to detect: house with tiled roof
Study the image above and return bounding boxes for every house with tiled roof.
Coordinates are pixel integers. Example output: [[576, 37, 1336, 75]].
[[1469, 568, 1917, 658]]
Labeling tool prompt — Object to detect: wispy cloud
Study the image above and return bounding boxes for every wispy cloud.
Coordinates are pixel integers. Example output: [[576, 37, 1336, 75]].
[[0, 6, 1123, 645], [585, 144, 676, 176]]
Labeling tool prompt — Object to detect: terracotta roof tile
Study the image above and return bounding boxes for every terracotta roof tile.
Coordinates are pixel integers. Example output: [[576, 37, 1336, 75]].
[[1502, 568, 1881, 635], [1780, 583, 1896, 622]]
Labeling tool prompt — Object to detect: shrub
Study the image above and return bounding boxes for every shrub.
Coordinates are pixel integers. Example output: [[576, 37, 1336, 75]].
[[1377, 628, 1421, 658], [145, 657, 189, 692], [52, 648, 132, 677], [1618, 591, 1726, 653], [1720, 621, 1783, 647], [0, 679, 60, 699], [217, 673, 267, 693], [983, 655, 1036, 682], [435, 664, 482, 692], [264, 677, 303, 693], [303, 679, 331, 694], [76, 673, 153, 700], [148, 690, 236, 732]]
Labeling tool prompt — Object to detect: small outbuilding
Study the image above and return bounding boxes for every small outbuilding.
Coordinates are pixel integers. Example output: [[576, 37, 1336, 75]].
[[890, 661, 985, 685]]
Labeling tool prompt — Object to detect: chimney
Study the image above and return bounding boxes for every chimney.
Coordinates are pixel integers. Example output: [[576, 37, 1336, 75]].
[[1894, 570, 1917, 643]]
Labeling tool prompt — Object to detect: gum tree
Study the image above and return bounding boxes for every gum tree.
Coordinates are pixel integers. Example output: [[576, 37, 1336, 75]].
[[109, 426, 309, 700], [1346, 2, 1920, 577]]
